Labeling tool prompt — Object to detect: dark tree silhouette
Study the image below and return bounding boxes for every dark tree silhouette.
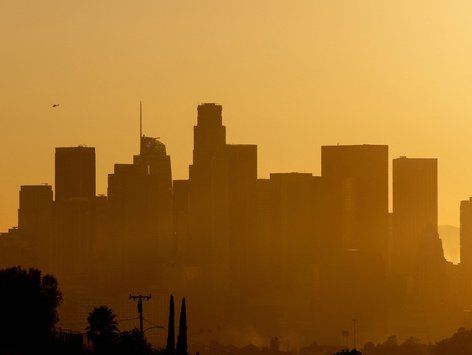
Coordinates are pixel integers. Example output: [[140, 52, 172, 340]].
[[362, 335, 431, 355], [176, 298, 188, 355], [431, 327, 472, 355], [86, 306, 119, 353], [334, 350, 362, 355], [115, 328, 154, 355], [0, 266, 62, 352], [166, 294, 175, 354]]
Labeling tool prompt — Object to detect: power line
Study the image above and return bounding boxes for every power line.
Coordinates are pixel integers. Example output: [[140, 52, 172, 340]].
[[143, 317, 165, 329]]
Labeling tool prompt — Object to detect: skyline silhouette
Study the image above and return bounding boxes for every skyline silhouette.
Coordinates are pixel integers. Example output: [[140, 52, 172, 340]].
[[4, 2, 472, 232], [0, 102, 462, 262], [4, 2, 472, 353], [1, 102, 472, 349], [1, 101, 468, 237]]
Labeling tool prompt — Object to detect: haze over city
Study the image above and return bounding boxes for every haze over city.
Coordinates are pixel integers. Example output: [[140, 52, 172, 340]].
[[4, 1, 472, 355], [3, 1, 472, 231]]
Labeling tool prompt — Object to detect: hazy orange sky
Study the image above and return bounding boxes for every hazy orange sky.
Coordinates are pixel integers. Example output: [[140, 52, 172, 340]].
[[2, 0, 472, 231]]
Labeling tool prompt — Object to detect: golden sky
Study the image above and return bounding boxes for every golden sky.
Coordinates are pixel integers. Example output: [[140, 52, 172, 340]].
[[2, 0, 472, 231]]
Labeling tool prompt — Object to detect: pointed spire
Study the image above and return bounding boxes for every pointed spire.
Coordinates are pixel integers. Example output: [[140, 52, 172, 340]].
[[176, 298, 187, 355], [166, 295, 175, 354], [140, 100, 143, 140]]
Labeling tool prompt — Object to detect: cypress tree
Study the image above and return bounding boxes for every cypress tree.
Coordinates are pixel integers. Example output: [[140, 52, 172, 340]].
[[166, 294, 175, 354], [176, 298, 188, 355]]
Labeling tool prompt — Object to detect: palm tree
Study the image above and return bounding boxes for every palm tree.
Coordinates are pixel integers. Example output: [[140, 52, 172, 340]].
[[86, 306, 119, 352]]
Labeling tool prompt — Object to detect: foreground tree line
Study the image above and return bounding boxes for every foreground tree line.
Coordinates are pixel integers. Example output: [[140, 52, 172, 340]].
[[206, 329, 472, 355], [0, 266, 186, 354], [305, 330, 472, 355], [360, 330, 472, 355], [1, 266, 472, 355], [85, 297, 186, 355]]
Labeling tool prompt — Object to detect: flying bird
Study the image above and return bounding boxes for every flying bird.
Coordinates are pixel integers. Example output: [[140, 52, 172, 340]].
[[52, 104, 60, 108]]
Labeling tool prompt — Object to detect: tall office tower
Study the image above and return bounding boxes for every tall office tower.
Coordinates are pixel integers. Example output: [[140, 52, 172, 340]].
[[191, 103, 226, 169], [53, 146, 97, 278], [188, 104, 227, 268], [19, 185, 53, 237], [108, 135, 173, 288], [267, 173, 321, 290], [55, 146, 95, 202], [134, 135, 173, 248], [187, 104, 258, 298], [251, 174, 329, 311], [461, 198, 472, 273], [173, 180, 189, 260], [222, 144, 257, 294], [18, 185, 54, 269], [393, 157, 438, 274], [321, 145, 389, 258], [252, 179, 277, 291]]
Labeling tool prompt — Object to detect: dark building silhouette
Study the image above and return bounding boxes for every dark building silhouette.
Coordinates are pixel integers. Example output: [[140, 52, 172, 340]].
[[267, 173, 320, 289], [18, 185, 53, 234], [224, 144, 257, 293], [321, 145, 389, 258], [186, 103, 258, 312], [251, 178, 277, 293], [188, 103, 227, 270], [461, 197, 472, 272], [55, 146, 96, 202], [392, 157, 438, 275], [248, 173, 330, 319], [18, 185, 54, 269], [53, 146, 97, 278], [107, 135, 173, 288], [173, 179, 190, 266], [415, 225, 448, 295]]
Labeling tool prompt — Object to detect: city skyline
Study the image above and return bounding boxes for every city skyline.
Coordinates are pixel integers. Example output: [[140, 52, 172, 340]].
[[0, 101, 465, 232], [5, 1, 472, 353], [1, 102, 470, 348], [4, 1, 472, 232]]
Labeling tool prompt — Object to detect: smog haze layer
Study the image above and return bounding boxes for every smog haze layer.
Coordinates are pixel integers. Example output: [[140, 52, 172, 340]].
[[2, 0, 472, 230]]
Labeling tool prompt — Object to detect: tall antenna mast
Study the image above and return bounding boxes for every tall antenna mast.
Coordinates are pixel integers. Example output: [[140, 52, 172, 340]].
[[139, 100, 143, 140]]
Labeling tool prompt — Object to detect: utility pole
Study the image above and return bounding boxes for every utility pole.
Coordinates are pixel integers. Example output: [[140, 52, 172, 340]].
[[129, 294, 152, 336]]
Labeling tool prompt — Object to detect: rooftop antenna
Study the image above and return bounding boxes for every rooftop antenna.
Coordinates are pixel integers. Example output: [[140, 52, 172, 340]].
[[140, 101, 143, 140]]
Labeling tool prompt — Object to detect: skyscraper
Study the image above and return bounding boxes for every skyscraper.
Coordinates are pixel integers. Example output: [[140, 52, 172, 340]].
[[107, 135, 173, 287], [16, 185, 54, 270], [188, 103, 227, 269], [187, 104, 258, 296], [53, 146, 97, 277], [223, 144, 257, 293], [173, 179, 189, 263], [267, 173, 320, 289], [191, 103, 226, 169], [18, 185, 53, 239], [55, 146, 95, 202], [393, 157, 438, 274], [321, 145, 389, 258], [461, 197, 472, 273]]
